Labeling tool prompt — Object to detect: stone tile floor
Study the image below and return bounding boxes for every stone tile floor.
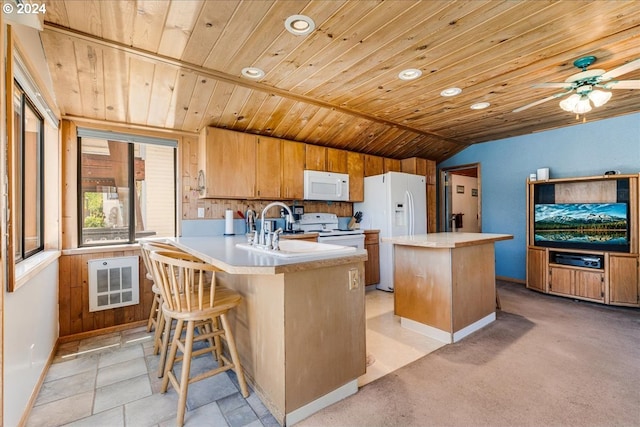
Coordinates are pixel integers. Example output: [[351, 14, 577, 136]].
[[26, 326, 279, 427], [26, 290, 443, 426]]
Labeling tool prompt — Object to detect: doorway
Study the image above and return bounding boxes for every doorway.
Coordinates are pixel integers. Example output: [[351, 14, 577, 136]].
[[440, 163, 481, 232]]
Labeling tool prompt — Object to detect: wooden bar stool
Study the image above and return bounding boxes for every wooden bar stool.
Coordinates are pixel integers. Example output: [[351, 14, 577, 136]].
[[140, 241, 183, 334], [140, 241, 186, 362], [149, 250, 249, 427]]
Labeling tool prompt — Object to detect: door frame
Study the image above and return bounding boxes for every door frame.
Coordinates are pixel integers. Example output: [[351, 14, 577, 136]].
[[439, 163, 481, 232]]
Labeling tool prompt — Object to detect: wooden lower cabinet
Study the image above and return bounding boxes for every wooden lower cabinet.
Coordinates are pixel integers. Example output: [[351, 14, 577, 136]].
[[549, 266, 604, 302], [527, 247, 637, 306], [527, 247, 546, 292], [364, 230, 380, 286], [609, 254, 639, 306]]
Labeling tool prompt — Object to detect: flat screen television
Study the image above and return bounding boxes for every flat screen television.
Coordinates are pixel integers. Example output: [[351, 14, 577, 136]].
[[534, 203, 630, 253]]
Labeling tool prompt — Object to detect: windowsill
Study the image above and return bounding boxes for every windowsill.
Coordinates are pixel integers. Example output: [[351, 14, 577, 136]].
[[15, 250, 62, 290], [61, 243, 142, 256]]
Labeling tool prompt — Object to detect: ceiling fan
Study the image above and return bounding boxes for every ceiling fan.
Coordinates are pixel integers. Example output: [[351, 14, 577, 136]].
[[513, 56, 640, 113]]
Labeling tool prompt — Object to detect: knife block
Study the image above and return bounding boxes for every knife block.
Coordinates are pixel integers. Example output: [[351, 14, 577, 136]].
[[347, 217, 358, 230]]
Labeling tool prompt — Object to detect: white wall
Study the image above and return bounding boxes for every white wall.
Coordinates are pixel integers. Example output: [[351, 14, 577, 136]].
[[4, 262, 59, 427]]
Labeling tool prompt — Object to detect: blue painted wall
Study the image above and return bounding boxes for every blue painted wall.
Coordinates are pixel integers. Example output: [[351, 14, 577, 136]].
[[439, 112, 640, 281]]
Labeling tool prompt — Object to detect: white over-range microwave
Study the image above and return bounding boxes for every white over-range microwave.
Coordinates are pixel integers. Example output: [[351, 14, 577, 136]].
[[303, 170, 350, 201]]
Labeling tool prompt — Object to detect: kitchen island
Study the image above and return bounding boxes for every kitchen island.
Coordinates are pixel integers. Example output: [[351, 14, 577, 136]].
[[167, 236, 368, 426], [383, 232, 513, 344]]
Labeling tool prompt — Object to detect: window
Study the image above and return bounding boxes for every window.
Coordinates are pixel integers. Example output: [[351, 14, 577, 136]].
[[13, 82, 44, 261], [78, 129, 177, 246]]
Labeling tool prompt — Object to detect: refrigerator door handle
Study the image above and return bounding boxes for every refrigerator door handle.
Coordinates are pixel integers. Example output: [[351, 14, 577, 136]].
[[406, 190, 414, 235]]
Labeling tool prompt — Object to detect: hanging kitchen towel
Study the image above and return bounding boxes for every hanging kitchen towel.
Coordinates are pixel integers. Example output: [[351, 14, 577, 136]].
[[455, 213, 464, 229]]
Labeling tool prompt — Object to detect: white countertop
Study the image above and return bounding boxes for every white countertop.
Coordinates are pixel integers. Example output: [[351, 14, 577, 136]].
[[165, 236, 367, 275], [382, 232, 513, 248]]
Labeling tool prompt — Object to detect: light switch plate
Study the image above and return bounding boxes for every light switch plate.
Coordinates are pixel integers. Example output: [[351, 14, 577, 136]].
[[197, 207, 205, 218], [349, 268, 359, 290]]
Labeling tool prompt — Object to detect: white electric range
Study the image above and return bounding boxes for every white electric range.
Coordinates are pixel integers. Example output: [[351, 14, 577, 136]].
[[298, 213, 365, 249]]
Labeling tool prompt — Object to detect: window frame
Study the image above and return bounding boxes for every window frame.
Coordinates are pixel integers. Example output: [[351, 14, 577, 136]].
[[76, 129, 177, 248], [13, 80, 45, 261]]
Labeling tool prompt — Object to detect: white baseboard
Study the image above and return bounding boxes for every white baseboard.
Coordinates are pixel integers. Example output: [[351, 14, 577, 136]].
[[400, 312, 496, 344], [286, 379, 358, 426]]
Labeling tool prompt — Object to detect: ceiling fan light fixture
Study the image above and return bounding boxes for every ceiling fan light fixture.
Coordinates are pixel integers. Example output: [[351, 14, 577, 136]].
[[398, 68, 422, 81], [559, 94, 580, 112], [440, 87, 462, 97], [285, 15, 315, 35], [241, 67, 265, 79], [574, 95, 592, 114], [588, 89, 612, 107]]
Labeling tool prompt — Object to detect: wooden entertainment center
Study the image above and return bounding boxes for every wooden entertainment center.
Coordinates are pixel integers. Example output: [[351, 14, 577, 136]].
[[526, 174, 639, 307]]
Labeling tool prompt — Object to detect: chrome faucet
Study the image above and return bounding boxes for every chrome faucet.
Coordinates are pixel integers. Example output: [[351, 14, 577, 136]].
[[258, 202, 294, 249], [271, 228, 283, 250]]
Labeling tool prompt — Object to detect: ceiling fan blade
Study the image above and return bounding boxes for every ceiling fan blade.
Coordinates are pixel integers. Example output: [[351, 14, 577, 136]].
[[599, 80, 640, 90], [532, 82, 574, 89], [512, 91, 572, 113], [600, 58, 640, 80]]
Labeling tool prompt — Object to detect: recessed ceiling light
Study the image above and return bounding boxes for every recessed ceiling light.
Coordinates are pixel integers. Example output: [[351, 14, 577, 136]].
[[470, 102, 490, 110], [241, 67, 265, 79], [285, 15, 315, 35], [440, 87, 462, 97], [398, 69, 422, 81]]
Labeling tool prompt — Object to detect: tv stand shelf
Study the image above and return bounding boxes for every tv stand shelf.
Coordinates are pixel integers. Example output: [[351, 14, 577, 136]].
[[526, 174, 639, 307]]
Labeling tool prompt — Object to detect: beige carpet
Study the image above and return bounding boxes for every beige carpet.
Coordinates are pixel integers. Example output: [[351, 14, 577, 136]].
[[299, 281, 640, 427]]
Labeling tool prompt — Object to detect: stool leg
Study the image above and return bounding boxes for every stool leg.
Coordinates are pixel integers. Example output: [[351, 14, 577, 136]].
[[496, 288, 502, 310], [153, 305, 165, 356], [176, 320, 195, 427], [158, 314, 173, 378], [162, 318, 183, 392], [147, 293, 159, 332], [220, 313, 249, 398]]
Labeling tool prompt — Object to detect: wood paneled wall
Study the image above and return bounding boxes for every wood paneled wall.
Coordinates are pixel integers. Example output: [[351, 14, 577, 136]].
[[58, 248, 153, 337]]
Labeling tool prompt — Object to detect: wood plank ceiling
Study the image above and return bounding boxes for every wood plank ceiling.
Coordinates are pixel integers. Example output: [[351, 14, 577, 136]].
[[40, 0, 640, 162]]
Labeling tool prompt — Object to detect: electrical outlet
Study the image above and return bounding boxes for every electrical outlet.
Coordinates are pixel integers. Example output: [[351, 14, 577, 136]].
[[197, 207, 205, 218], [348, 268, 359, 290]]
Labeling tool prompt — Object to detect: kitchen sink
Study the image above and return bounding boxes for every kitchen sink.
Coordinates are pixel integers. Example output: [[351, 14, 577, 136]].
[[236, 239, 356, 258]]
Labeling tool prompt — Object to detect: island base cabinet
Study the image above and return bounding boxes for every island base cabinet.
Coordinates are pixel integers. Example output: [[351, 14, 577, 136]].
[[394, 243, 496, 342], [216, 262, 366, 426]]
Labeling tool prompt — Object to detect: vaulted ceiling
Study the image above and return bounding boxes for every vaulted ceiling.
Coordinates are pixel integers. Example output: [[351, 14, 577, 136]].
[[39, 0, 640, 162]]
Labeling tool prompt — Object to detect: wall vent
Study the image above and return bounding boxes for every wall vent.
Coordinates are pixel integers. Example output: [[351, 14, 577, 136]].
[[88, 256, 139, 312]]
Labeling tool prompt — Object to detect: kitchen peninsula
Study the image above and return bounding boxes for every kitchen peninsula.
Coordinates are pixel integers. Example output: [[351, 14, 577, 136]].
[[384, 232, 513, 344], [168, 236, 368, 426]]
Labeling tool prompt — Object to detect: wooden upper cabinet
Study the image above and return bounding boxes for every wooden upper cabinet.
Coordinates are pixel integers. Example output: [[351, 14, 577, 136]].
[[282, 140, 305, 200], [364, 154, 384, 177], [401, 157, 427, 175], [305, 144, 326, 171], [384, 158, 402, 173], [347, 151, 364, 202], [326, 148, 348, 173], [256, 136, 282, 199], [426, 159, 437, 185], [198, 127, 256, 199]]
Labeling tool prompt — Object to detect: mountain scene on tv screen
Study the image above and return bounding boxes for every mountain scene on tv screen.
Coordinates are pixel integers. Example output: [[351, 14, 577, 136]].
[[534, 203, 628, 244]]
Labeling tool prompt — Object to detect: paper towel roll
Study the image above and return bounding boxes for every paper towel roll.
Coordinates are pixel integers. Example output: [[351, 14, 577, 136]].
[[224, 209, 234, 235]]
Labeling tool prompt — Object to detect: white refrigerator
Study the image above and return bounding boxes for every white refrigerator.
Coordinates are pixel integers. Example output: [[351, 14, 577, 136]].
[[355, 172, 427, 292]]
